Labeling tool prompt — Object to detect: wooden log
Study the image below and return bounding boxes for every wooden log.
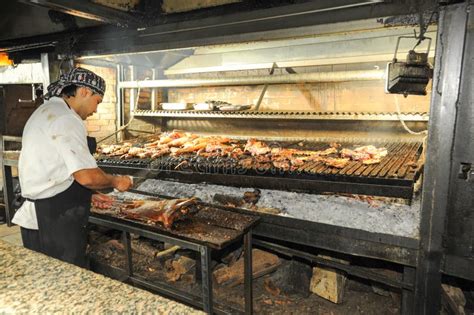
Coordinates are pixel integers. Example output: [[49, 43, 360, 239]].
[[131, 239, 160, 257], [310, 255, 348, 304], [442, 284, 466, 315], [166, 256, 196, 282], [268, 259, 312, 297], [213, 249, 280, 287], [156, 245, 180, 258]]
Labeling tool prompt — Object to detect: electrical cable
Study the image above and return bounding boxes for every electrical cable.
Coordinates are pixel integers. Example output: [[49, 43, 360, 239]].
[[394, 95, 427, 136]]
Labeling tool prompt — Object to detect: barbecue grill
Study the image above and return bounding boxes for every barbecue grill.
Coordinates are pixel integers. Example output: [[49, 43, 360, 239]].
[[1, 2, 471, 315], [97, 138, 424, 200]]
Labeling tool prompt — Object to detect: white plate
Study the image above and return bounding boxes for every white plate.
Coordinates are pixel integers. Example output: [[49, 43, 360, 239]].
[[161, 103, 189, 110]]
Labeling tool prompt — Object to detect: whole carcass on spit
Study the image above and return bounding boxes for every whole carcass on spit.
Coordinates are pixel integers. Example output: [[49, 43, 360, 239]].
[[119, 197, 200, 229]]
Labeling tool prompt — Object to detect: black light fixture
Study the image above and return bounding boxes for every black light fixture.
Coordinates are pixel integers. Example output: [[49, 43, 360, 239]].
[[385, 35, 433, 96]]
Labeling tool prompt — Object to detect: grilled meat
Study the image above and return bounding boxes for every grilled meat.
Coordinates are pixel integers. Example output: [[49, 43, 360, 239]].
[[119, 198, 200, 229], [323, 157, 350, 168], [98, 131, 389, 170], [244, 138, 271, 156], [341, 145, 388, 164]]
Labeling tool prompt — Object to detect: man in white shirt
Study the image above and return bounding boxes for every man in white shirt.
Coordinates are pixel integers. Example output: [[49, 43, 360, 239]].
[[13, 67, 132, 267]]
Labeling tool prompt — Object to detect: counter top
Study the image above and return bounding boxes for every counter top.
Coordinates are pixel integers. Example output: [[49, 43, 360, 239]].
[[0, 240, 203, 314]]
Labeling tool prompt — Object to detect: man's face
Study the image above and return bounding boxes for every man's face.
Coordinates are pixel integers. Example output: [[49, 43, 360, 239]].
[[78, 87, 103, 120]]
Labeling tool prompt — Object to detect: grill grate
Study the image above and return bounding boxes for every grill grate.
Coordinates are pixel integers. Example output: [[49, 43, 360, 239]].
[[96, 140, 424, 199]]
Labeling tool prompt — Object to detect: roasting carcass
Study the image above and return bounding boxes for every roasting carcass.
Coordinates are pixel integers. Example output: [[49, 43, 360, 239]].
[[118, 198, 200, 229]]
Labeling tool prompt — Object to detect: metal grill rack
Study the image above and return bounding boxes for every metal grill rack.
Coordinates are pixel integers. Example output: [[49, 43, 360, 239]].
[[97, 140, 424, 199], [132, 110, 429, 121]]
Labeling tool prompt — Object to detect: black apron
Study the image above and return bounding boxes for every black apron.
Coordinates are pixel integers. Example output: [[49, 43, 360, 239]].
[[24, 136, 97, 268]]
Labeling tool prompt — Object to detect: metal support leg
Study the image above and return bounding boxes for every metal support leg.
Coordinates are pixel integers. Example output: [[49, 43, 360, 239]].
[[122, 231, 133, 277], [200, 246, 213, 314], [244, 231, 253, 315], [3, 165, 14, 226], [401, 266, 415, 315]]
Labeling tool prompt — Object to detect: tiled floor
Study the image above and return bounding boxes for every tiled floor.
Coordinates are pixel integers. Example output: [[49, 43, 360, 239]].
[[0, 224, 22, 246]]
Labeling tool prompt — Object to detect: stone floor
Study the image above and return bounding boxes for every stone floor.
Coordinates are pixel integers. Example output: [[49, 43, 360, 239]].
[[0, 223, 22, 246]]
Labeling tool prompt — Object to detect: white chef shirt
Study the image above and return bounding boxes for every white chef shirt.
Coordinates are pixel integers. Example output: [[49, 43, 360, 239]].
[[12, 97, 98, 229]]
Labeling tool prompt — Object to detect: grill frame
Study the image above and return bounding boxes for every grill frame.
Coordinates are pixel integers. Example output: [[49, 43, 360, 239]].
[[97, 140, 424, 199]]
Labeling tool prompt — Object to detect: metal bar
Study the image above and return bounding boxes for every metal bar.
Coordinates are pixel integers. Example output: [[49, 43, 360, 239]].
[[130, 275, 203, 307], [401, 266, 415, 315], [132, 110, 429, 121], [2, 136, 22, 142], [151, 68, 157, 111], [89, 215, 201, 251], [244, 232, 253, 315], [40, 53, 50, 91], [372, 142, 406, 177], [119, 70, 384, 89], [415, 3, 470, 315], [129, 65, 136, 114], [255, 223, 418, 266], [253, 239, 415, 290], [121, 231, 133, 277], [115, 64, 122, 142], [1, 138, 15, 226], [140, 0, 385, 38], [387, 143, 417, 178], [397, 142, 422, 178], [442, 255, 474, 282], [97, 164, 415, 199], [128, 275, 234, 315], [22, 0, 141, 27], [200, 246, 213, 314], [255, 62, 277, 111]]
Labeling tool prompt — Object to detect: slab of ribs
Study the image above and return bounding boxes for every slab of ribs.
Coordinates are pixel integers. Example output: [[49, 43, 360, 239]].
[[92, 196, 200, 229], [97, 130, 388, 170]]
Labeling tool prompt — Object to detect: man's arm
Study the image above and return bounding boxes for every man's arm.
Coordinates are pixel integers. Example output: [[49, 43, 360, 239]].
[[73, 168, 132, 191]]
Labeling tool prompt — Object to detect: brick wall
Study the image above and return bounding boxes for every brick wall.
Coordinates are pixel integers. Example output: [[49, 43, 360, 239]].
[[77, 64, 118, 143]]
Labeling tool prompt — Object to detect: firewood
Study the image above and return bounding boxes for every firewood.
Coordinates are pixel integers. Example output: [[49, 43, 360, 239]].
[[264, 278, 281, 296], [213, 249, 280, 287], [106, 239, 124, 251], [166, 256, 196, 282], [442, 284, 466, 315], [269, 259, 312, 297], [131, 239, 160, 257], [310, 255, 348, 304], [156, 245, 180, 258]]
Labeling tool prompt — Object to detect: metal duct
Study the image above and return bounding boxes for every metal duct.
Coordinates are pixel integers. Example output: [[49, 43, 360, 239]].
[[118, 69, 385, 88]]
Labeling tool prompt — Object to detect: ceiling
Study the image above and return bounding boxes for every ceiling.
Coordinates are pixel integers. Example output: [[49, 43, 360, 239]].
[[0, 0, 439, 64]]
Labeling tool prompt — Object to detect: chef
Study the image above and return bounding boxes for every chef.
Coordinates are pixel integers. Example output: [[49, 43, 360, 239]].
[[12, 67, 132, 267]]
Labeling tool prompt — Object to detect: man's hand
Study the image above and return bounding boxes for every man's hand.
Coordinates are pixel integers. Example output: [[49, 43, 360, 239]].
[[92, 193, 115, 209], [112, 175, 133, 192]]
